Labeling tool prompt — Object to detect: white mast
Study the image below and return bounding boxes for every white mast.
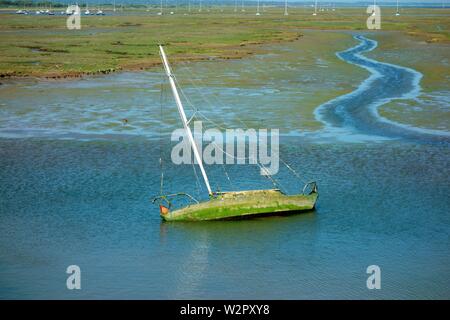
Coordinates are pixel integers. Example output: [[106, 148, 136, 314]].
[[256, 0, 260, 15], [313, 0, 317, 15], [284, 0, 288, 15], [159, 45, 213, 196]]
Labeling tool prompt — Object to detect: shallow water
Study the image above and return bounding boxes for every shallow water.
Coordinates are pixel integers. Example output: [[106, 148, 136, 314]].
[[0, 31, 359, 140], [0, 33, 449, 299], [316, 35, 449, 142], [0, 138, 448, 299]]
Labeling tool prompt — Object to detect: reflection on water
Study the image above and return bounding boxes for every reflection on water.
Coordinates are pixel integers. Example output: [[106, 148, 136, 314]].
[[159, 212, 320, 298]]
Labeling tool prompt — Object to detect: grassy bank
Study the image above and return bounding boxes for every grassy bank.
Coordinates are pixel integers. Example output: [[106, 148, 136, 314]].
[[0, 7, 449, 78]]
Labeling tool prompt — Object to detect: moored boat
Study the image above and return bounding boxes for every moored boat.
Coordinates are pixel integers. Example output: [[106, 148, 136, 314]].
[[153, 45, 318, 221]]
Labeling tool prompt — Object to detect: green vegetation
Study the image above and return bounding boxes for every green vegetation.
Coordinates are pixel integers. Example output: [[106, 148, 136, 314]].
[[162, 190, 318, 221], [0, 7, 448, 78]]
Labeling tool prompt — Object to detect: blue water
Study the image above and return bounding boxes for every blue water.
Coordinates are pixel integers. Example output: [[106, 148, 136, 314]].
[[0, 138, 449, 299], [0, 35, 449, 299]]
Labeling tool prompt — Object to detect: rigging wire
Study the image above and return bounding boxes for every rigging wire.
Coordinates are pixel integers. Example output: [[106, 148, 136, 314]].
[[159, 47, 206, 198], [159, 71, 165, 196], [172, 70, 287, 192], [191, 158, 204, 198], [163, 53, 309, 195], [177, 63, 310, 186], [204, 138, 289, 193], [221, 163, 234, 190]]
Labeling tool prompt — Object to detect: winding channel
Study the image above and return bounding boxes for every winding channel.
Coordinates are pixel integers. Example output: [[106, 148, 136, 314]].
[[315, 35, 450, 143]]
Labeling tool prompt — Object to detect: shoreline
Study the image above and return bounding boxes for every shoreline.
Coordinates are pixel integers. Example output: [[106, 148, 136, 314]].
[[0, 27, 439, 83], [0, 34, 301, 81]]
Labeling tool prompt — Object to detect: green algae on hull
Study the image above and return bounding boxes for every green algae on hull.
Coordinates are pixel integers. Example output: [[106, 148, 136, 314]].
[[161, 189, 318, 221]]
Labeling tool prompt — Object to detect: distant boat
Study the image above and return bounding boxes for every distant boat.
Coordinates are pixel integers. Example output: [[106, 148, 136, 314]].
[[313, 0, 318, 15], [396, 0, 400, 16], [153, 45, 318, 221], [96, 10, 104, 15], [47, 5, 54, 15]]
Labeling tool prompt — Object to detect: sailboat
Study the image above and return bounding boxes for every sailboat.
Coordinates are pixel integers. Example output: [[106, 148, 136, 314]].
[[153, 46, 318, 221], [16, 3, 27, 14], [313, 0, 318, 16], [395, 0, 400, 16]]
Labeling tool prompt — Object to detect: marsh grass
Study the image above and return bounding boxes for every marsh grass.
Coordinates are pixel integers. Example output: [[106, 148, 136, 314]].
[[0, 7, 448, 78]]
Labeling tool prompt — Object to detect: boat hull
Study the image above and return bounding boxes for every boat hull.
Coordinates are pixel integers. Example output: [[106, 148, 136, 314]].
[[161, 189, 318, 221]]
